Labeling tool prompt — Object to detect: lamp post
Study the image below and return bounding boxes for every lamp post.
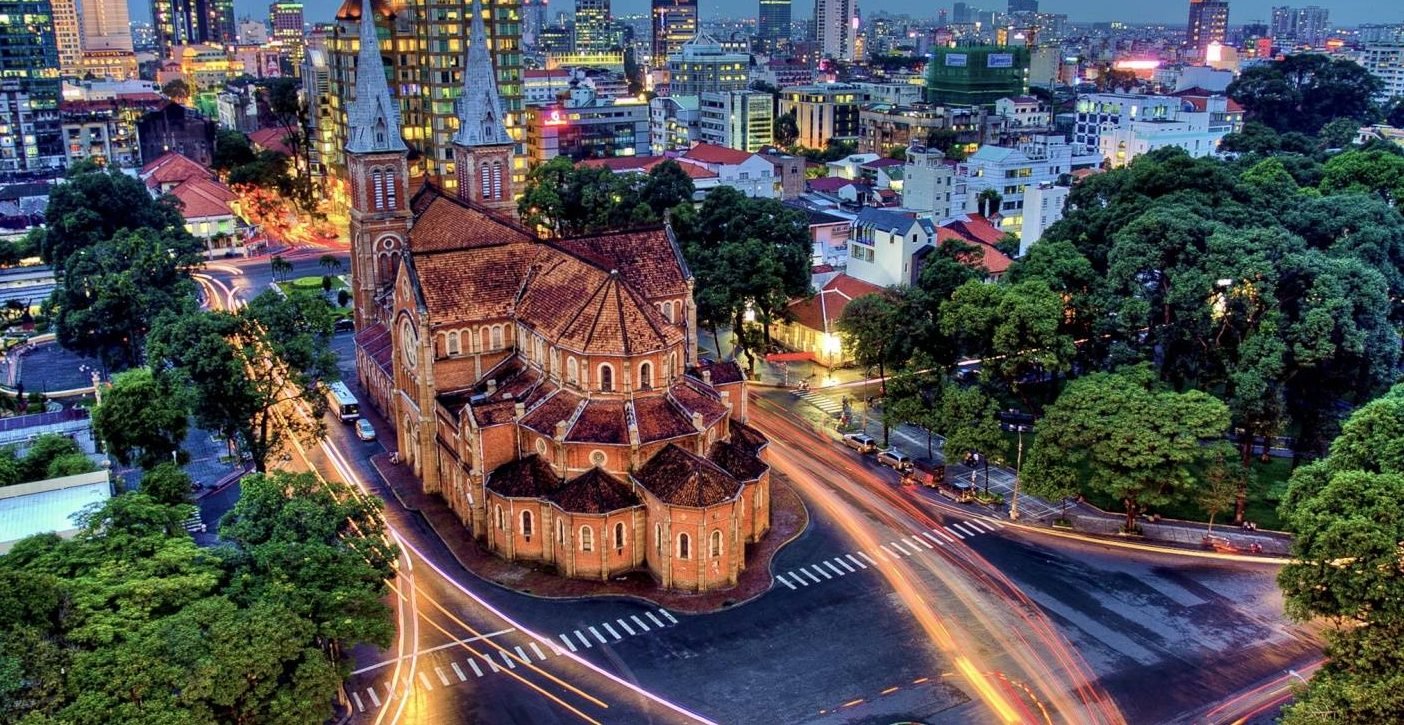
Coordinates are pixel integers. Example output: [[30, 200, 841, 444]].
[[1010, 425, 1030, 520]]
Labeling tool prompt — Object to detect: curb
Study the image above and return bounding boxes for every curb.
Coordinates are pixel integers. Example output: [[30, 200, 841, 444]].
[[997, 518, 1291, 563], [195, 466, 249, 500]]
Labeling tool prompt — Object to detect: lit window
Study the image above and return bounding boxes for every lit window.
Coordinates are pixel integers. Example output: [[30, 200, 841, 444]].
[[580, 526, 594, 552]]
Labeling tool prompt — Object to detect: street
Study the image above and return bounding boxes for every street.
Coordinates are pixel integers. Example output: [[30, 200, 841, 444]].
[[191, 258, 1321, 725]]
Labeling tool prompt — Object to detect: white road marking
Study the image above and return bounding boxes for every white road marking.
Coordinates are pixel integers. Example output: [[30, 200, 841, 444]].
[[601, 622, 622, 640], [499, 651, 516, 669], [912, 535, 934, 549], [810, 565, 833, 580], [451, 662, 467, 681], [858, 551, 878, 565], [545, 638, 567, 656], [646, 611, 666, 627], [350, 627, 517, 674], [352, 692, 365, 712], [776, 573, 797, 589], [513, 646, 530, 662], [530, 642, 548, 660], [485, 654, 502, 672], [881, 544, 902, 558], [631, 615, 650, 632], [660, 609, 678, 624], [418, 671, 434, 690], [933, 527, 957, 543], [368, 688, 382, 707], [954, 522, 981, 538], [922, 531, 946, 545], [943, 525, 966, 539], [972, 519, 998, 532], [435, 666, 450, 686], [846, 553, 868, 569], [616, 618, 635, 635], [834, 557, 856, 573], [801, 568, 822, 584], [469, 659, 484, 677], [588, 626, 608, 644], [576, 630, 594, 648], [823, 560, 846, 576], [560, 633, 578, 652], [385, 682, 395, 700], [890, 541, 914, 556], [788, 571, 810, 586]]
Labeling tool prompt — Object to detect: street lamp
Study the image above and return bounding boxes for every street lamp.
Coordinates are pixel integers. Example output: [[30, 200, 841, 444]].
[[1010, 424, 1030, 521]]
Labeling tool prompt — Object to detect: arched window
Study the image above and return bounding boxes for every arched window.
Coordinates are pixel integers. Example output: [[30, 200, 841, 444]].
[[599, 364, 614, 392], [710, 530, 722, 558], [678, 532, 691, 560], [614, 522, 626, 549], [490, 325, 503, 350], [655, 524, 663, 554], [580, 526, 594, 552], [371, 170, 385, 210], [491, 161, 503, 199], [638, 361, 653, 390], [521, 510, 533, 539], [661, 303, 673, 323], [566, 357, 578, 385], [385, 170, 397, 209], [480, 164, 491, 198], [446, 331, 460, 356], [480, 327, 491, 352], [495, 504, 504, 530], [664, 352, 673, 382]]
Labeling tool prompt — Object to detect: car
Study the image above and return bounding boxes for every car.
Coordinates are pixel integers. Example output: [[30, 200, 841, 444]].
[[334, 318, 356, 333], [998, 408, 1037, 432], [842, 432, 878, 454], [355, 418, 376, 441], [876, 448, 913, 472]]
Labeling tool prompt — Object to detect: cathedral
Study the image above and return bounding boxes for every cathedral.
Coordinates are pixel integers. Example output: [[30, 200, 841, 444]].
[[344, 0, 771, 592]]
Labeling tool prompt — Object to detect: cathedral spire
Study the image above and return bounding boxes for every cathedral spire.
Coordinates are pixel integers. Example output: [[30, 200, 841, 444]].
[[346, 0, 406, 154], [454, 0, 512, 148]]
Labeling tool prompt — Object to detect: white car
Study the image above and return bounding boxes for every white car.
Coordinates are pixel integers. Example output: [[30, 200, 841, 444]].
[[355, 418, 376, 441], [876, 448, 913, 472], [842, 433, 878, 454]]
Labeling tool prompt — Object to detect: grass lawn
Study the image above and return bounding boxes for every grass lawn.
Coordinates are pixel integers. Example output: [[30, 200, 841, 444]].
[[276, 276, 353, 320], [1079, 456, 1293, 531]]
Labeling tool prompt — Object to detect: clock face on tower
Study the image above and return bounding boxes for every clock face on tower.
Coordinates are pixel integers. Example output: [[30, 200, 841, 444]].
[[400, 318, 417, 369]]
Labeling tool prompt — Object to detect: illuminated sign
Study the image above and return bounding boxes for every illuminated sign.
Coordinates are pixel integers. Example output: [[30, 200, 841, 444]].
[[987, 53, 1014, 68], [544, 109, 567, 126], [1113, 59, 1161, 70], [945, 53, 967, 67]]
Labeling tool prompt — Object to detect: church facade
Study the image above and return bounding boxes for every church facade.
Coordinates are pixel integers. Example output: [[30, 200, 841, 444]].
[[343, 0, 770, 592]]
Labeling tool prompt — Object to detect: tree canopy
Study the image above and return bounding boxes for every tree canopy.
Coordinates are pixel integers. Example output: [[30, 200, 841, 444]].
[[1228, 54, 1382, 135]]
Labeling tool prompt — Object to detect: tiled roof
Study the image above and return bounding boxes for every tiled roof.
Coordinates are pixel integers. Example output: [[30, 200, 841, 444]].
[[707, 440, 768, 482], [808, 176, 858, 193], [519, 388, 584, 436], [682, 142, 755, 165], [519, 257, 683, 356], [730, 421, 769, 456], [354, 322, 393, 376], [861, 157, 904, 169], [632, 395, 696, 443], [547, 468, 640, 513], [408, 191, 534, 253], [633, 444, 741, 507], [248, 127, 293, 156], [168, 177, 236, 219], [141, 151, 209, 186], [580, 156, 719, 179], [667, 379, 730, 427], [486, 454, 559, 498], [552, 228, 689, 300], [414, 244, 533, 321], [565, 399, 629, 444], [936, 220, 1013, 276], [696, 359, 745, 385], [785, 273, 883, 333]]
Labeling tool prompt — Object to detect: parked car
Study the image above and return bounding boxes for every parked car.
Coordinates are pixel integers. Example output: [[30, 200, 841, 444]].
[[355, 418, 376, 441], [842, 432, 878, 454], [997, 408, 1037, 432], [334, 318, 356, 333], [876, 448, 913, 472]]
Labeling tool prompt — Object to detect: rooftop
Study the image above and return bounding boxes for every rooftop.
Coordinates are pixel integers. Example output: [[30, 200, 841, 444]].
[[0, 471, 111, 552]]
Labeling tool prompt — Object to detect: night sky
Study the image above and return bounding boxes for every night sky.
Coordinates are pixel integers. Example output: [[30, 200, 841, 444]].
[[125, 0, 1394, 34]]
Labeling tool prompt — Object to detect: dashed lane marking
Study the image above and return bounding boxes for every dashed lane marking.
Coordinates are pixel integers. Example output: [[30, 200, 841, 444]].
[[575, 630, 593, 649], [545, 639, 566, 656], [972, 519, 998, 533], [435, 666, 450, 686], [811, 564, 833, 580], [912, 535, 934, 550], [824, 560, 846, 577], [418, 671, 434, 691], [367, 688, 381, 708], [835, 557, 856, 573], [801, 568, 822, 584], [892, 540, 915, 556], [513, 645, 530, 662], [933, 528, 956, 543], [922, 531, 946, 546], [953, 522, 981, 538], [484, 654, 502, 673], [858, 551, 879, 565], [499, 651, 516, 669]]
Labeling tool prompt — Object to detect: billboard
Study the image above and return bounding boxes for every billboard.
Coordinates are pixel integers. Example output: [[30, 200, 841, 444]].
[[945, 53, 968, 67], [987, 53, 1014, 68]]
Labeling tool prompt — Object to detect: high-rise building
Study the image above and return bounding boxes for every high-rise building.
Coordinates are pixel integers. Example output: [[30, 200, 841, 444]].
[[699, 89, 773, 151], [0, 0, 64, 172], [1356, 44, 1404, 101], [1270, 6, 1329, 47], [324, 0, 523, 200], [651, 0, 698, 67], [79, 0, 135, 52], [666, 34, 748, 96], [1186, 0, 1229, 56], [522, 0, 548, 48], [270, 2, 305, 69], [779, 83, 867, 148], [211, 0, 237, 43], [152, 0, 211, 57], [814, 0, 857, 61], [1007, 0, 1038, 13], [51, 0, 82, 73], [925, 45, 1029, 107], [758, 0, 791, 49], [952, 2, 971, 24], [575, 0, 613, 53]]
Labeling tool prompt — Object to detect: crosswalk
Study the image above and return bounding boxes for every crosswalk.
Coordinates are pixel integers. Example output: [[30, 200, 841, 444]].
[[352, 608, 679, 713], [793, 390, 845, 416], [772, 518, 1003, 592]]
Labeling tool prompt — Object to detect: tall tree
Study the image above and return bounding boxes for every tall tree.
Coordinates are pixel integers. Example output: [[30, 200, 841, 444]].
[[91, 367, 192, 469], [940, 279, 1075, 408], [35, 164, 195, 270]]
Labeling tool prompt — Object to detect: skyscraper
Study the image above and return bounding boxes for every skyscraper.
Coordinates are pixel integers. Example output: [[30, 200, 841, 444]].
[[758, 0, 790, 49], [151, 0, 211, 57], [652, 0, 698, 67], [575, 0, 613, 53], [1008, 0, 1038, 13], [0, 0, 64, 171], [270, 2, 305, 69], [1271, 5, 1330, 47], [51, 0, 82, 73], [211, 0, 236, 43], [1186, 0, 1229, 56], [80, 0, 136, 52], [814, 0, 857, 61]]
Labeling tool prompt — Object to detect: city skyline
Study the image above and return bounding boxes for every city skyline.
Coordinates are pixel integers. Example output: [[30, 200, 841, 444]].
[[123, 0, 1397, 29]]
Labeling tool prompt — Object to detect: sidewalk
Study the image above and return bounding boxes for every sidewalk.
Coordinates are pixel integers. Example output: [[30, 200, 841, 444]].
[[766, 383, 1293, 558]]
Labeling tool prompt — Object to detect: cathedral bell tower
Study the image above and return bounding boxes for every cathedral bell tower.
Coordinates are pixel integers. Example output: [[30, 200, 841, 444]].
[[345, 0, 411, 330], [452, 0, 516, 217]]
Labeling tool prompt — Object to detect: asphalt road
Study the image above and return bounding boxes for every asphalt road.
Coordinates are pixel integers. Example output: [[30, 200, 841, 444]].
[[196, 260, 1321, 725]]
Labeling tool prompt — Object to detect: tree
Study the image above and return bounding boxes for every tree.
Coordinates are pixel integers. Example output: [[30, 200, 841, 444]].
[[774, 108, 799, 148], [1318, 150, 1404, 203], [1318, 117, 1362, 150], [50, 227, 201, 370], [34, 164, 194, 270], [1198, 445, 1247, 533], [160, 78, 191, 103], [940, 280, 1076, 408], [1229, 55, 1382, 135], [318, 253, 343, 275], [269, 254, 293, 282], [138, 462, 193, 505], [226, 149, 292, 192], [1024, 366, 1230, 532], [262, 77, 317, 213], [18, 434, 90, 483], [938, 383, 1006, 495], [147, 291, 337, 472], [640, 160, 696, 215], [975, 188, 1002, 218], [212, 128, 255, 172], [91, 367, 191, 469], [883, 369, 945, 458], [1277, 386, 1404, 723]]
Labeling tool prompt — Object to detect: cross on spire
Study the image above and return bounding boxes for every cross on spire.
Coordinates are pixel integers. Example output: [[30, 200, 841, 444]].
[[346, 0, 407, 154], [454, 0, 512, 148]]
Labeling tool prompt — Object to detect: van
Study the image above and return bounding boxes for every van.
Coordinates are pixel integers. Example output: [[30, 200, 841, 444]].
[[842, 432, 878, 454], [876, 448, 913, 472]]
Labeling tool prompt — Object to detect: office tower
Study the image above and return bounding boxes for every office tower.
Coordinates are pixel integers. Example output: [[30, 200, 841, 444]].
[[575, 0, 613, 53], [81, 0, 136, 52], [1008, 0, 1037, 12], [1271, 6, 1329, 47], [814, 0, 857, 61], [758, 0, 791, 49], [324, 0, 523, 199], [211, 0, 236, 42], [51, 0, 82, 73], [522, 0, 548, 47], [952, 2, 971, 24], [1186, 0, 1229, 56], [652, 0, 698, 66], [152, 0, 208, 57], [270, 2, 305, 68], [667, 34, 748, 95], [0, 0, 64, 171]]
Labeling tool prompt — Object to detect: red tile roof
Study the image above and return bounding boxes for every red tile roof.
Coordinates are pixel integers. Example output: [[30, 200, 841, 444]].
[[633, 443, 741, 507], [808, 176, 861, 193], [682, 142, 755, 166], [937, 220, 1013, 276], [141, 151, 209, 187], [486, 454, 560, 498], [547, 468, 641, 513], [354, 322, 393, 376], [168, 176, 237, 219], [785, 273, 884, 333], [565, 399, 629, 444], [862, 157, 904, 169], [707, 440, 767, 482], [730, 421, 768, 456], [632, 395, 697, 443], [249, 127, 294, 156]]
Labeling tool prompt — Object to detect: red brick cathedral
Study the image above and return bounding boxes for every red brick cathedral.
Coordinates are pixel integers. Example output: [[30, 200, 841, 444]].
[[344, 0, 770, 592]]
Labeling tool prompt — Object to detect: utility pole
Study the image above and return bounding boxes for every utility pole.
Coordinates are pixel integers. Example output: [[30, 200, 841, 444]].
[[1010, 425, 1028, 520]]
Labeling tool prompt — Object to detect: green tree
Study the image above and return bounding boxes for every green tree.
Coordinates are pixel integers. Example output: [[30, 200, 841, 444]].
[[318, 253, 343, 275], [18, 434, 88, 483], [1318, 149, 1404, 203], [269, 253, 293, 282], [883, 368, 945, 458], [640, 160, 696, 215], [226, 149, 292, 192], [938, 383, 1006, 495], [160, 78, 191, 103], [91, 367, 191, 469], [774, 108, 799, 148], [1198, 445, 1248, 533], [1229, 54, 1382, 134], [975, 188, 1002, 218], [1024, 365, 1230, 532], [34, 164, 194, 269], [1318, 117, 1362, 150], [940, 280, 1075, 408], [212, 128, 256, 172], [137, 462, 193, 505]]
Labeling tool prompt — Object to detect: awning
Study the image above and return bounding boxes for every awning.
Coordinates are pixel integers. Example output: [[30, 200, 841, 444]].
[[765, 352, 815, 363]]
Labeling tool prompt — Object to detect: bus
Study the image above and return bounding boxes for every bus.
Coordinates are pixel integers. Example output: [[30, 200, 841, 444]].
[[325, 381, 360, 422]]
